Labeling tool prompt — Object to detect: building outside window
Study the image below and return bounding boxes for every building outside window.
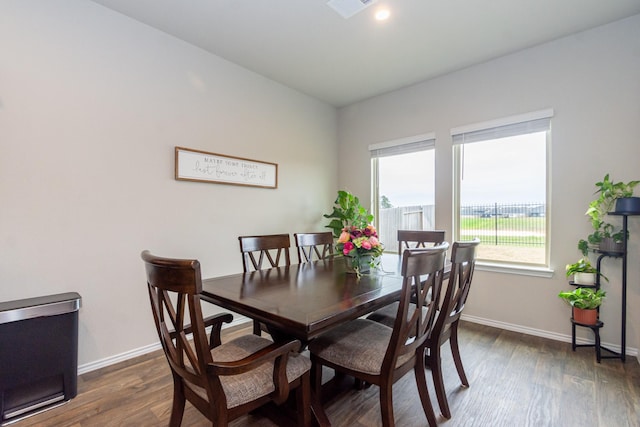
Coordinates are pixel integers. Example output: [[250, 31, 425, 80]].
[[370, 134, 435, 253], [452, 109, 552, 267]]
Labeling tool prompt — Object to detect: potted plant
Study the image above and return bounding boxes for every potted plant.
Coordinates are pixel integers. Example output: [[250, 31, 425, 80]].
[[558, 288, 605, 325], [578, 174, 639, 255], [324, 190, 373, 238], [565, 257, 607, 285], [324, 190, 383, 276], [558, 288, 606, 325]]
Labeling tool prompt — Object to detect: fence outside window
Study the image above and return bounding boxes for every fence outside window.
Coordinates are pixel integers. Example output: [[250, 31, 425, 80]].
[[379, 203, 545, 253], [459, 203, 546, 247]]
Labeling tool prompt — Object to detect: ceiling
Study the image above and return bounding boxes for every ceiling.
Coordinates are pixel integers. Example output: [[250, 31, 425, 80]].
[[89, 0, 640, 107]]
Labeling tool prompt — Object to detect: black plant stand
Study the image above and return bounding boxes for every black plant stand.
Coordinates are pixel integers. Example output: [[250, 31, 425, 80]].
[[603, 212, 638, 362], [571, 317, 604, 362], [570, 212, 637, 363]]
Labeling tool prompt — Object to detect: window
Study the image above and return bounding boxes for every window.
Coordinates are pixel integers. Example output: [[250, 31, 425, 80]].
[[370, 134, 435, 253], [452, 110, 552, 267]]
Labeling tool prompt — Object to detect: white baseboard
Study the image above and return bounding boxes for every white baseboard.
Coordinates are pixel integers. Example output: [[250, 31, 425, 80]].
[[461, 314, 639, 358], [78, 315, 637, 375], [77, 318, 251, 375]]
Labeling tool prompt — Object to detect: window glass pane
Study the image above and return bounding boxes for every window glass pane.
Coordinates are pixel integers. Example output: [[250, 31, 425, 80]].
[[377, 150, 435, 253], [459, 131, 547, 265]]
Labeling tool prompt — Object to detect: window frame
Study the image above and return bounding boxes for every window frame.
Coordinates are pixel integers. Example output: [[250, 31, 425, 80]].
[[369, 133, 436, 239], [451, 109, 553, 274]]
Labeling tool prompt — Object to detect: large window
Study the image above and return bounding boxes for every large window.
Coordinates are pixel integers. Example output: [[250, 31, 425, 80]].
[[370, 135, 435, 253], [452, 110, 552, 266]]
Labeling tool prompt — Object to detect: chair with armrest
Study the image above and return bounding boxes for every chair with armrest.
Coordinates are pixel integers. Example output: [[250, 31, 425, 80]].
[[238, 234, 291, 335], [141, 250, 310, 427], [308, 244, 449, 427], [294, 232, 334, 263]]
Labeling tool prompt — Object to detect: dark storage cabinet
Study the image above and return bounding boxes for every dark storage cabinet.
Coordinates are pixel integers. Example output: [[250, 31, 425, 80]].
[[0, 292, 81, 425]]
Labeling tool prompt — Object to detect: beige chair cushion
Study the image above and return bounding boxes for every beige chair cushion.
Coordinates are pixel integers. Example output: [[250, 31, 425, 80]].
[[308, 319, 413, 375], [187, 334, 311, 409]]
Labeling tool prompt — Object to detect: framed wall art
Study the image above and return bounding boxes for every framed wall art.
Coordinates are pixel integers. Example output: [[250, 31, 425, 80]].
[[175, 146, 278, 189]]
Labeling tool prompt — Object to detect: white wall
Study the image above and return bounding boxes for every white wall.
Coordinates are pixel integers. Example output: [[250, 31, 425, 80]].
[[337, 15, 640, 354], [0, 0, 337, 367]]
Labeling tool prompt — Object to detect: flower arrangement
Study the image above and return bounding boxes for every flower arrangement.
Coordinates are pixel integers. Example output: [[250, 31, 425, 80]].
[[337, 225, 384, 276], [324, 190, 384, 277]]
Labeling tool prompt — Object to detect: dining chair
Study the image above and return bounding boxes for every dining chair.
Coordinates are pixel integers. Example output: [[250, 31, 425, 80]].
[[238, 234, 291, 335], [238, 234, 291, 272], [398, 230, 446, 251], [141, 251, 311, 427], [424, 238, 479, 419], [293, 231, 334, 263], [366, 229, 447, 325], [365, 239, 480, 419], [308, 244, 449, 427]]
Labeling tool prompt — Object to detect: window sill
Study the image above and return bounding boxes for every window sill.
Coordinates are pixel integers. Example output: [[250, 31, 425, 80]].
[[476, 261, 554, 278]]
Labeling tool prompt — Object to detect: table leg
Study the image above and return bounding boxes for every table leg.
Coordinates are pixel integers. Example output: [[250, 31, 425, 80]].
[[266, 325, 329, 425]]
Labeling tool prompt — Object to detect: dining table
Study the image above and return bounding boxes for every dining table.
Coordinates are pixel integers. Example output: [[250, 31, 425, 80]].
[[200, 252, 450, 426], [200, 253, 407, 344]]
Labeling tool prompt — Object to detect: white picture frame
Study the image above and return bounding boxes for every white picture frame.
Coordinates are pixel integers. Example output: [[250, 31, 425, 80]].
[[175, 146, 278, 189]]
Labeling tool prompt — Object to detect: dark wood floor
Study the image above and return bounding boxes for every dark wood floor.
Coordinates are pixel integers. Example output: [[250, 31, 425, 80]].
[[14, 321, 640, 427]]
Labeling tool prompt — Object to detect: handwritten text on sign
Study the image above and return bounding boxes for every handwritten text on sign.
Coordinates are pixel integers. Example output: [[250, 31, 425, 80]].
[[175, 147, 277, 188]]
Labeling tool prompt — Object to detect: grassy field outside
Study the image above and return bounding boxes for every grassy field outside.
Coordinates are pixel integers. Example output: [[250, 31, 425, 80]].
[[460, 216, 546, 264], [460, 216, 545, 231]]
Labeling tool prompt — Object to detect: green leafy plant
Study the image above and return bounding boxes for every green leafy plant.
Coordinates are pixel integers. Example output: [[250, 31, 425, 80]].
[[565, 257, 607, 281], [578, 174, 639, 255], [558, 288, 606, 310], [323, 190, 373, 238], [324, 190, 382, 276]]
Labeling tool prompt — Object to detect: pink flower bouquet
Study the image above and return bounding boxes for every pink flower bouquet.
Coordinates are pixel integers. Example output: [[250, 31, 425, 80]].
[[337, 225, 384, 275]]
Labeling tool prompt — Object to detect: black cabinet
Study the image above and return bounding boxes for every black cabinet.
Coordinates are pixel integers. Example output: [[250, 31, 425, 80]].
[[0, 293, 81, 424]]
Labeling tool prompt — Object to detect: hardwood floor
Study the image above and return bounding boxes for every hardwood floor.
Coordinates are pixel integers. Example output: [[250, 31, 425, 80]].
[[14, 321, 640, 427]]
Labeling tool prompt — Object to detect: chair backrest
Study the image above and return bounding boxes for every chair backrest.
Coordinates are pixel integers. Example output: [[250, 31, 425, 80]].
[[383, 243, 448, 371], [398, 230, 446, 251], [431, 239, 480, 342], [294, 232, 334, 263], [141, 251, 215, 391], [238, 234, 291, 272]]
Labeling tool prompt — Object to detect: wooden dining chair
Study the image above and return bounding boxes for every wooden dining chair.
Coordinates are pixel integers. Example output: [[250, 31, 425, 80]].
[[141, 251, 311, 427], [366, 239, 480, 419], [238, 234, 291, 272], [238, 234, 291, 335], [309, 244, 449, 427], [398, 230, 446, 251], [366, 229, 447, 325], [293, 232, 334, 263], [425, 238, 479, 419]]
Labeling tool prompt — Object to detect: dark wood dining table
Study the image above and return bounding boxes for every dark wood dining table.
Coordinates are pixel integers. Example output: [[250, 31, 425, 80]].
[[200, 253, 406, 344], [200, 253, 449, 426], [200, 253, 408, 426]]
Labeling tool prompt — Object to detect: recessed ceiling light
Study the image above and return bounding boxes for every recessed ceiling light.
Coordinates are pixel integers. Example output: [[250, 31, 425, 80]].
[[327, 0, 378, 19], [375, 9, 390, 21]]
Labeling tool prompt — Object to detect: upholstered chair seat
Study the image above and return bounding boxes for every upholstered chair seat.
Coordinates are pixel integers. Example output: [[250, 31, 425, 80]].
[[308, 319, 413, 375], [186, 334, 311, 409]]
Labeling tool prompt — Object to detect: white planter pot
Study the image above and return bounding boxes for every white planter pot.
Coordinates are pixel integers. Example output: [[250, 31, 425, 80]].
[[573, 272, 596, 285]]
